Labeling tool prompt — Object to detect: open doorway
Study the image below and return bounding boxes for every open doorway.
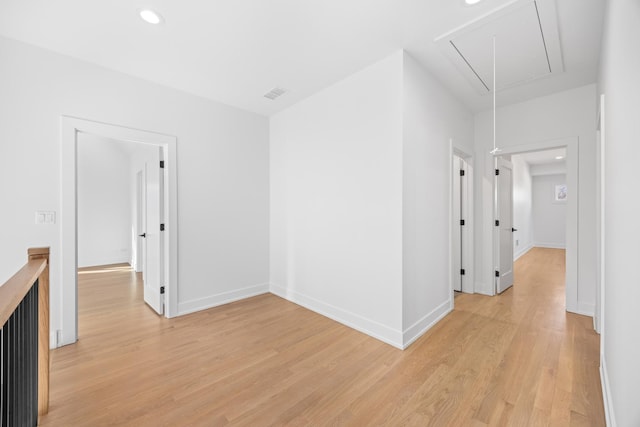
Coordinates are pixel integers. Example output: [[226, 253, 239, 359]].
[[492, 137, 579, 315], [77, 134, 165, 331], [60, 117, 178, 347]]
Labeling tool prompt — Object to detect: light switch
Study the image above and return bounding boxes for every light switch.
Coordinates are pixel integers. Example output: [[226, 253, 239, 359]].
[[35, 211, 56, 224]]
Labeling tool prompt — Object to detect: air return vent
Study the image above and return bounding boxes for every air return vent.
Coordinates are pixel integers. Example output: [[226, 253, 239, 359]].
[[264, 87, 287, 100], [435, 0, 563, 94]]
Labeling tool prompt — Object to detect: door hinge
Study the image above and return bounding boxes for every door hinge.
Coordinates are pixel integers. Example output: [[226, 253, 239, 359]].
[[460, 169, 465, 176], [160, 286, 165, 294], [160, 160, 165, 169], [495, 220, 500, 226], [461, 269, 465, 275], [460, 219, 465, 226], [495, 270, 500, 278], [160, 223, 165, 231], [495, 169, 500, 175]]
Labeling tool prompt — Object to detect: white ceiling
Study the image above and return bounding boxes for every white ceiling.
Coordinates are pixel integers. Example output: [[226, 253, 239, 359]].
[[0, 0, 605, 116]]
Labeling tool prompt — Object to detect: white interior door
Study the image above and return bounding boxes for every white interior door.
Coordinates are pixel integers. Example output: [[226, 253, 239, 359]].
[[452, 155, 464, 292], [495, 157, 514, 294], [143, 148, 164, 315], [135, 170, 144, 273]]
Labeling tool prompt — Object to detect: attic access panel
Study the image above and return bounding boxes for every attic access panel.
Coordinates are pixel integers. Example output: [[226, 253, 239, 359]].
[[435, 0, 563, 94]]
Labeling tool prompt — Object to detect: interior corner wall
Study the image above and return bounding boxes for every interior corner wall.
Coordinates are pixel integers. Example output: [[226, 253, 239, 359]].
[[401, 52, 474, 347], [0, 36, 269, 347], [77, 134, 132, 268], [269, 51, 405, 348], [532, 174, 566, 249], [598, 1, 640, 426], [511, 155, 533, 259], [473, 84, 597, 314]]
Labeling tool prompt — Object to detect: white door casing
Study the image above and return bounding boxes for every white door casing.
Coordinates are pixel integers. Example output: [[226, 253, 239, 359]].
[[495, 157, 514, 294], [60, 116, 178, 347]]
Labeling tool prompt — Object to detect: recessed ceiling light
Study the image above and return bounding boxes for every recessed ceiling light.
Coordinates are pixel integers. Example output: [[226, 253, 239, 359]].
[[139, 9, 163, 25], [464, 0, 483, 5], [555, 156, 564, 160]]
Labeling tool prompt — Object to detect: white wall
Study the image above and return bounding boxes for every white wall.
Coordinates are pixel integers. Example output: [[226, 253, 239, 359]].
[[402, 53, 474, 346], [270, 51, 405, 347], [598, 1, 640, 425], [511, 155, 533, 259], [77, 135, 132, 267], [532, 174, 566, 248], [474, 85, 597, 316], [0, 36, 269, 347], [270, 50, 474, 349]]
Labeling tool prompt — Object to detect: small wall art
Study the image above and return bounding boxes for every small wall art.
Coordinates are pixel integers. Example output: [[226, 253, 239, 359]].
[[554, 183, 567, 202]]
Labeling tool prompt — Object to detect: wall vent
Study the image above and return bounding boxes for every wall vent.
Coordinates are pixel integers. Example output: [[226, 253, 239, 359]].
[[264, 87, 287, 100]]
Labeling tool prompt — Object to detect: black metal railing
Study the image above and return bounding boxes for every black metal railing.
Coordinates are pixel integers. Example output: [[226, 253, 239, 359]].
[[0, 247, 49, 427], [1, 281, 39, 427]]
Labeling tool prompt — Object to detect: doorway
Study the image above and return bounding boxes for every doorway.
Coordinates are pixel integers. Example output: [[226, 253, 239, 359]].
[[60, 117, 178, 347], [77, 134, 165, 318], [491, 137, 579, 314]]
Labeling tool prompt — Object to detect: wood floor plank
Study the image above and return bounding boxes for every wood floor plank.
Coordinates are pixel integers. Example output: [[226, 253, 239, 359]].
[[39, 248, 604, 426]]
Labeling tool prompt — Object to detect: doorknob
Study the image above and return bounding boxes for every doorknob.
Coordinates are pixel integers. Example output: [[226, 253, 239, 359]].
[[511, 228, 517, 232], [139, 233, 146, 238]]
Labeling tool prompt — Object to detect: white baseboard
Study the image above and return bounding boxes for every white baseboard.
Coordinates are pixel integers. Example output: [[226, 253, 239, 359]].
[[57, 329, 76, 349], [77, 257, 131, 269], [402, 299, 452, 349], [600, 356, 617, 427], [567, 302, 595, 318], [178, 283, 270, 316], [270, 284, 403, 349], [533, 242, 566, 249], [514, 243, 534, 261]]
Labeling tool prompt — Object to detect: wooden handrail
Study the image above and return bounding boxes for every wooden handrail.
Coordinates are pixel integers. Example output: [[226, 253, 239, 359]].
[[0, 256, 46, 327], [0, 247, 50, 420]]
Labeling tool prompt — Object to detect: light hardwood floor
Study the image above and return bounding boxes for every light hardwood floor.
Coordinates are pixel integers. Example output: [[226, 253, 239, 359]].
[[41, 248, 604, 426]]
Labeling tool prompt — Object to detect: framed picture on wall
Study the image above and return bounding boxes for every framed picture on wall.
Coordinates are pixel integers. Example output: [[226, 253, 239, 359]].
[[554, 183, 567, 203]]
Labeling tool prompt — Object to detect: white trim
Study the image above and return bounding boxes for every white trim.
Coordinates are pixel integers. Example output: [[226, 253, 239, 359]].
[[600, 356, 617, 427], [596, 93, 605, 336], [61, 116, 178, 347], [513, 243, 534, 261], [533, 242, 566, 250], [178, 284, 270, 316], [570, 302, 594, 318], [402, 299, 452, 349], [269, 284, 403, 349]]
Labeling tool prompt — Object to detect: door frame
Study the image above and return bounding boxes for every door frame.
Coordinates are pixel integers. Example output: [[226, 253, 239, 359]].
[[490, 137, 581, 314], [60, 116, 178, 347], [595, 94, 605, 335]]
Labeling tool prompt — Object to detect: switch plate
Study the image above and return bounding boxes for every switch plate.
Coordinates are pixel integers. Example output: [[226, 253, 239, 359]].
[[35, 211, 56, 224]]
